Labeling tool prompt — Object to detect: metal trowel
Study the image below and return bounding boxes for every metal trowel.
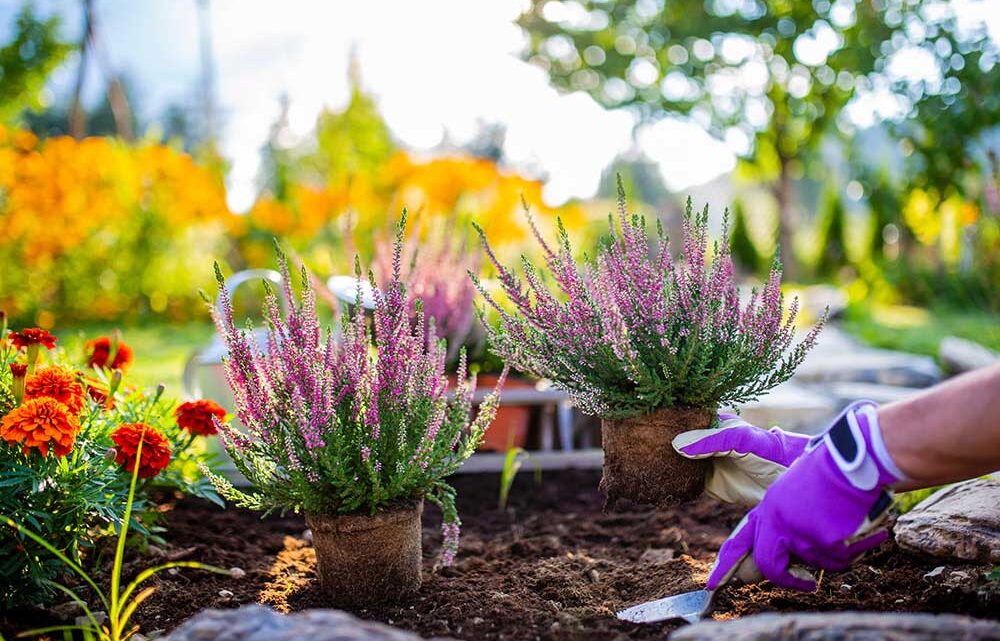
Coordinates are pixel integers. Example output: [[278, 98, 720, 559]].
[[616, 554, 770, 624], [618, 490, 893, 625]]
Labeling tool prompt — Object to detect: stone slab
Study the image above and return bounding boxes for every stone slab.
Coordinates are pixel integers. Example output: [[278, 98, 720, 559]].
[[163, 605, 446, 641], [895, 478, 1000, 563], [670, 611, 1000, 641]]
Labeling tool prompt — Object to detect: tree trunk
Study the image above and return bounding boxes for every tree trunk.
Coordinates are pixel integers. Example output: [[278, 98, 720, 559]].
[[68, 0, 93, 139], [774, 155, 798, 280]]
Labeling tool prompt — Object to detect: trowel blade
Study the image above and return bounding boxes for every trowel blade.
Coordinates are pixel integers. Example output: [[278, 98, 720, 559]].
[[616, 589, 713, 624]]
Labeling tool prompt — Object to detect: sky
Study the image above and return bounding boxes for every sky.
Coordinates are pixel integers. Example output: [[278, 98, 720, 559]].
[[2, 0, 998, 212]]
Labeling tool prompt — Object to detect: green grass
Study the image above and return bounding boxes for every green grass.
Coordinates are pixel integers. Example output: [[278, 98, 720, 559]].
[[842, 304, 1000, 360], [56, 322, 216, 393]]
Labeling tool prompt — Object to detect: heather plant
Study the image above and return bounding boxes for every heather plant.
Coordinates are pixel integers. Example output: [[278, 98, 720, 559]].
[[204, 216, 501, 564], [373, 219, 483, 368], [472, 184, 825, 420]]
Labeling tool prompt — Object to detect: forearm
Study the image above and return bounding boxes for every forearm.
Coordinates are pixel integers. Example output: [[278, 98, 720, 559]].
[[880, 363, 1000, 491]]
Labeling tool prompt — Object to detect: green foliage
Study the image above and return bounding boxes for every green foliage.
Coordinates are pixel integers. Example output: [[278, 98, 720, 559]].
[[4, 431, 229, 641], [729, 199, 765, 276], [0, 4, 72, 125], [518, 0, 894, 168], [842, 303, 1000, 359], [813, 184, 848, 278], [497, 447, 525, 511], [0, 338, 221, 607]]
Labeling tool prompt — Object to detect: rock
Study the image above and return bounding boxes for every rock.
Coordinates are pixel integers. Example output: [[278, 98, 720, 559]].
[[802, 284, 849, 320], [670, 611, 1000, 641], [50, 600, 84, 620], [163, 604, 444, 641], [796, 348, 942, 388], [895, 478, 1000, 563], [734, 381, 838, 435], [217, 589, 234, 599], [923, 566, 945, 579], [827, 382, 923, 406], [229, 566, 246, 579], [639, 548, 676, 564], [939, 336, 999, 374]]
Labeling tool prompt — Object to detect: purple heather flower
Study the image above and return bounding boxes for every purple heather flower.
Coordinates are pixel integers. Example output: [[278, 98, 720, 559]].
[[472, 183, 825, 417]]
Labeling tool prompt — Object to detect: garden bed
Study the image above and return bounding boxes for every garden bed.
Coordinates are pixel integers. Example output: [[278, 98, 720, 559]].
[[4, 470, 996, 641]]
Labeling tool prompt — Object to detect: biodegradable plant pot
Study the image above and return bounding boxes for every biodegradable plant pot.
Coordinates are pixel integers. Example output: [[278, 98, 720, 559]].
[[474, 374, 531, 452], [305, 499, 423, 606], [599, 406, 712, 510]]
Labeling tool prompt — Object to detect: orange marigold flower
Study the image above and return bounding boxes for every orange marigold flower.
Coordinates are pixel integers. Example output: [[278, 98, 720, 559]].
[[175, 399, 226, 436], [9, 328, 57, 350], [0, 397, 80, 457], [111, 422, 172, 478], [25, 366, 87, 415], [85, 336, 134, 371]]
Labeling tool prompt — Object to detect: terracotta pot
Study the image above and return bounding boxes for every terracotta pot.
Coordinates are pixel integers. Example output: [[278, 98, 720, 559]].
[[599, 407, 711, 511], [305, 500, 423, 606], [474, 374, 532, 452]]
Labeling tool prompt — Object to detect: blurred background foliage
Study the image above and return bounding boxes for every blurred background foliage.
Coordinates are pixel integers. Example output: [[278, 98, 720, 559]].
[[0, 0, 996, 367]]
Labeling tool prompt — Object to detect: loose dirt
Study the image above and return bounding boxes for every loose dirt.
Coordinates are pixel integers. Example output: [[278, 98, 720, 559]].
[[3, 470, 996, 641]]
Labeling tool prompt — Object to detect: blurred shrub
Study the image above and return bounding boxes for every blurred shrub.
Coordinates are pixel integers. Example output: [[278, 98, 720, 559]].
[[0, 128, 234, 325], [238, 151, 592, 275]]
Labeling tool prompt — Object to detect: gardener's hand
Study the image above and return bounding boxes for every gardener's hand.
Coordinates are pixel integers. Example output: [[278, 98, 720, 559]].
[[672, 413, 812, 506], [706, 401, 901, 592]]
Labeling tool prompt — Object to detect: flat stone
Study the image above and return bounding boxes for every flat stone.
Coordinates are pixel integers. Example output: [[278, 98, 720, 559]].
[[895, 478, 1000, 563], [163, 605, 445, 641], [827, 381, 923, 406], [734, 381, 838, 435], [670, 611, 1000, 641], [940, 336, 999, 374], [796, 347, 942, 388]]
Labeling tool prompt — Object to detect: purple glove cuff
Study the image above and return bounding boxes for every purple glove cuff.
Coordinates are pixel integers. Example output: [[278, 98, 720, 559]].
[[814, 400, 906, 489]]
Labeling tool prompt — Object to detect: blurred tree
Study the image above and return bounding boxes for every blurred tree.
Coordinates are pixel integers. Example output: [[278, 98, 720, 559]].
[[729, 198, 765, 276], [25, 73, 143, 139], [813, 182, 847, 278], [296, 63, 396, 187], [519, 0, 999, 280], [518, 0, 896, 277], [0, 4, 72, 125]]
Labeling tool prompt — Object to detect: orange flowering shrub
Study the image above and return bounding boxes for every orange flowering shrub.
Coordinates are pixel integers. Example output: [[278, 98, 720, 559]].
[[85, 335, 134, 371], [24, 366, 86, 415], [8, 328, 56, 350], [111, 422, 172, 478], [0, 323, 224, 607], [239, 151, 590, 273], [0, 397, 79, 457], [0, 127, 235, 324], [175, 399, 226, 436]]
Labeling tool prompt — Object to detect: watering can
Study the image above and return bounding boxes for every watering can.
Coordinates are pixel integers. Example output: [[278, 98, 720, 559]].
[[182, 270, 377, 407]]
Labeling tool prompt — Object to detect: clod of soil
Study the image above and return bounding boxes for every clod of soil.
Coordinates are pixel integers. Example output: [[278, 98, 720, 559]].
[[600, 407, 712, 510], [306, 499, 423, 607], [2, 470, 996, 641]]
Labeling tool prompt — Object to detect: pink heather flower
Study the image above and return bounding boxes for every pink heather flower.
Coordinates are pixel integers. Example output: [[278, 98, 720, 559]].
[[472, 181, 825, 417], [208, 213, 502, 568]]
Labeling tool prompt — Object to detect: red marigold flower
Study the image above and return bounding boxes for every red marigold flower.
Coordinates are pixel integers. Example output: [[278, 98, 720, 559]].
[[24, 366, 87, 415], [175, 399, 226, 436], [111, 422, 172, 478], [0, 397, 80, 457], [8, 328, 57, 350], [9, 363, 27, 378], [85, 336, 134, 371]]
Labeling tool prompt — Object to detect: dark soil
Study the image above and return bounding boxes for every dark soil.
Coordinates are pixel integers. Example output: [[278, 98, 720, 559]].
[[3, 470, 996, 641]]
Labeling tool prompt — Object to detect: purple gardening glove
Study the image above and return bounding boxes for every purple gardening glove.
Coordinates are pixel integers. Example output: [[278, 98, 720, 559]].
[[672, 413, 813, 506], [706, 401, 903, 592]]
